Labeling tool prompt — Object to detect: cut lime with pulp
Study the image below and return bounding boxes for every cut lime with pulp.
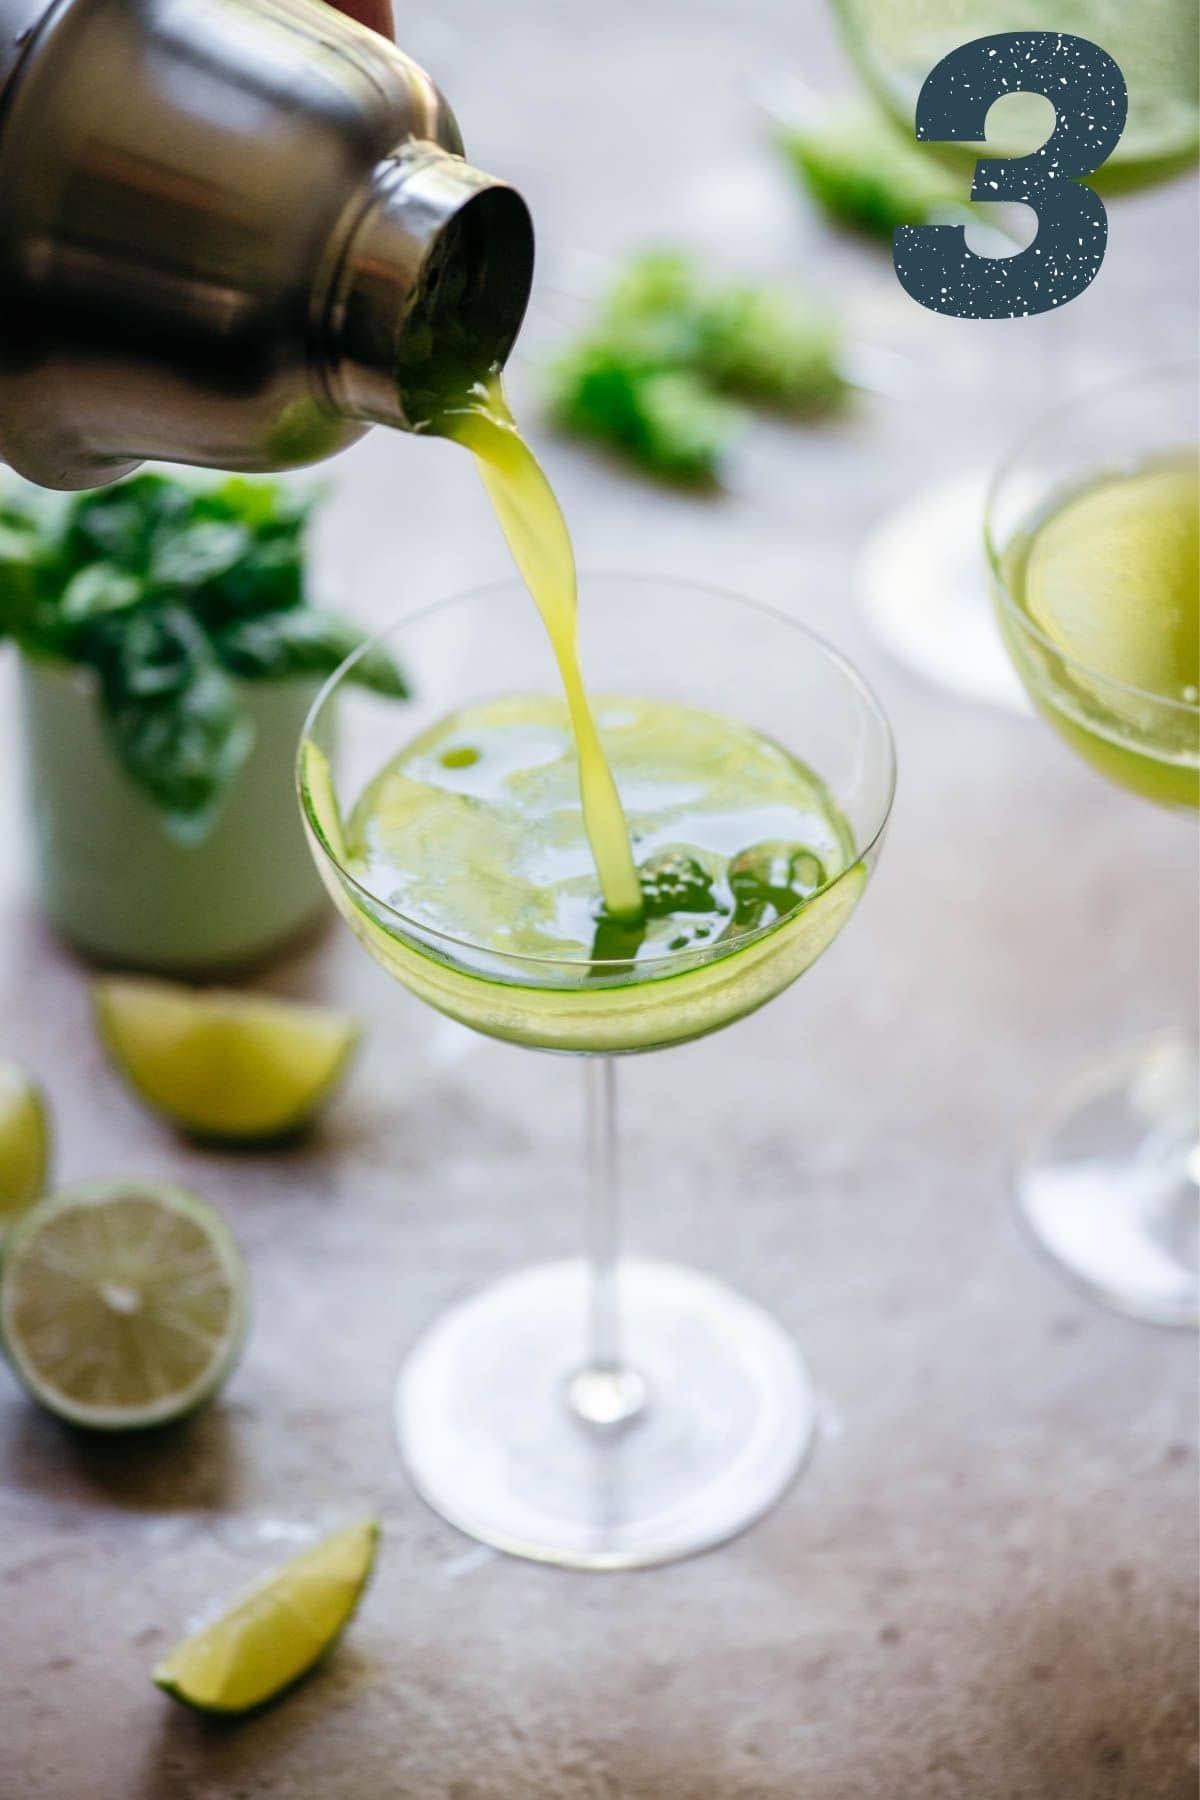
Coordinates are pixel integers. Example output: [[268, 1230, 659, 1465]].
[[0, 1178, 248, 1430], [154, 1518, 379, 1714], [0, 1063, 50, 1234], [94, 977, 360, 1141]]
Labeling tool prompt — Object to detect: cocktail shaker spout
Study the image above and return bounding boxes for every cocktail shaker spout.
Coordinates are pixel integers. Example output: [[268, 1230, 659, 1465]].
[[325, 142, 534, 432], [0, 0, 534, 489]]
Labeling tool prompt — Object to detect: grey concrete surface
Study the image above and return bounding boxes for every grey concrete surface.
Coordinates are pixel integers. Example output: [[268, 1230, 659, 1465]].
[[1, 2, 1197, 1795]]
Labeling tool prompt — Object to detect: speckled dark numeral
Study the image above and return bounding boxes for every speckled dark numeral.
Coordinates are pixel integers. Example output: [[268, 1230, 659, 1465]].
[[893, 32, 1128, 319]]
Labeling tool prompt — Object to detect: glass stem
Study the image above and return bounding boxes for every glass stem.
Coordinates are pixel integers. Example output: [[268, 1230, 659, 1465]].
[[567, 1057, 647, 1429]]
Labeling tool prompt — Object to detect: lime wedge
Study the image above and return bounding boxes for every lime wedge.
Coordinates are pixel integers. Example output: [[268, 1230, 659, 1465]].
[[0, 1063, 50, 1234], [0, 1178, 248, 1430], [93, 977, 360, 1141], [154, 1518, 379, 1714]]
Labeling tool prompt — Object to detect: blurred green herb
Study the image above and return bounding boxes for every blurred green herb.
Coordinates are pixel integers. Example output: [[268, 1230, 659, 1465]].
[[0, 471, 407, 838], [778, 102, 962, 238], [550, 353, 742, 487], [545, 252, 847, 486], [215, 610, 408, 696]]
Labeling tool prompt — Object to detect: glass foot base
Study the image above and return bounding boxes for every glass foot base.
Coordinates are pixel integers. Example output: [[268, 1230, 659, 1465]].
[[859, 475, 1030, 715], [1017, 1038, 1199, 1328], [395, 1259, 815, 1569]]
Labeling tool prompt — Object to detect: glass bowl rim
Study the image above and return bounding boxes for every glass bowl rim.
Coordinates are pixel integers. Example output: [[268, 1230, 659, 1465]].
[[984, 360, 1200, 722], [297, 571, 897, 977]]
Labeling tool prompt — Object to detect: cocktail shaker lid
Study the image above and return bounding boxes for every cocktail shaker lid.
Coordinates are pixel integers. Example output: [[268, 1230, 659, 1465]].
[[0, 0, 54, 100]]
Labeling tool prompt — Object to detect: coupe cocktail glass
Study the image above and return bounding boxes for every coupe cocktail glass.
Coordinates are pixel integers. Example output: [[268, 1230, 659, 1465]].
[[828, 0, 1200, 193], [823, 0, 1198, 711], [986, 366, 1199, 1326], [299, 575, 894, 1567]]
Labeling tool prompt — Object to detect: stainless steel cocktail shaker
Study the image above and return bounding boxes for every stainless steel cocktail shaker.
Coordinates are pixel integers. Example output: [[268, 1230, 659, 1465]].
[[0, 0, 534, 488]]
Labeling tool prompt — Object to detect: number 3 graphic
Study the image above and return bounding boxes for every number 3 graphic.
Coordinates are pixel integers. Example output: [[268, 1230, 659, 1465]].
[[893, 32, 1128, 319]]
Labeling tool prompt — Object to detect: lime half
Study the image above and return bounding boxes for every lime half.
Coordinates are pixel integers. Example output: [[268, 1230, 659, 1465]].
[[93, 977, 360, 1142], [1, 1178, 249, 1430], [154, 1518, 379, 1714], [0, 1063, 50, 1234]]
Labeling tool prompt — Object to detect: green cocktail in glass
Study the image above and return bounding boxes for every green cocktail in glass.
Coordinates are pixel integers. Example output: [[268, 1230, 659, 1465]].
[[986, 366, 1199, 1324], [305, 690, 864, 1055], [299, 575, 894, 1566]]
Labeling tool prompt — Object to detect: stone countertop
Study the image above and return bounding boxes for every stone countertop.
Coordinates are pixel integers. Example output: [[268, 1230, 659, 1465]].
[[0, 3, 1196, 1796]]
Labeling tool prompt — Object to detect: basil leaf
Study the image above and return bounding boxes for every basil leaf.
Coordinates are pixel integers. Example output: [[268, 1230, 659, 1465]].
[[200, 536, 305, 622], [64, 473, 193, 572], [150, 520, 250, 590], [214, 608, 408, 696], [0, 469, 405, 833], [600, 251, 844, 411], [86, 605, 197, 698], [547, 349, 741, 485], [91, 606, 254, 837], [547, 251, 847, 481], [60, 563, 144, 623], [194, 476, 316, 536], [696, 284, 845, 412], [604, 252, 713, 361], [779, 104, 962, 240]]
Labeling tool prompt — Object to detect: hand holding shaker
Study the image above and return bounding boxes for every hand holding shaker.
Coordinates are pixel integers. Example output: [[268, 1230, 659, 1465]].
[[0, 0, 534, 489]]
